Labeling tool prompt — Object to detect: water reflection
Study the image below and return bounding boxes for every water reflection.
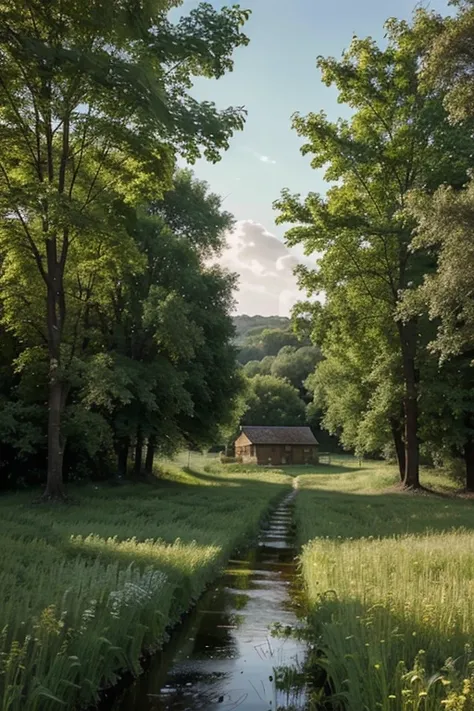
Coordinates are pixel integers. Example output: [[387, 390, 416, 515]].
[[103, 493, 307, 711]]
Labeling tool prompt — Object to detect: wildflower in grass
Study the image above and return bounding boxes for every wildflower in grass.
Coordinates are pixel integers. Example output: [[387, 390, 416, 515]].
[[108, 569, 168, 619], [80, 600, 97, 631]]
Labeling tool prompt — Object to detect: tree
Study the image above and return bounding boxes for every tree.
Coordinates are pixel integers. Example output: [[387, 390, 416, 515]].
[[0, 0, 250, 498], [243, 355, 275, 377], [233, 315, 290, 345], [418, 357, 474, 491], [251, 328, 300, 356], [242, 375, 306, 426], [274, 10, 474, 488], [423, 0, 474, 124], [408, 184, 474, 360], [400, 0, 474, 489], [237, 344, 265, 366], [74, 171, 242, 478], [270, 345, 321, 397], [304, 298, 407, 476]]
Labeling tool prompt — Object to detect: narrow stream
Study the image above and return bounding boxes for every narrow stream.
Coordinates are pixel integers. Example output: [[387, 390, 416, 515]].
[[104, 491, 306, 711]]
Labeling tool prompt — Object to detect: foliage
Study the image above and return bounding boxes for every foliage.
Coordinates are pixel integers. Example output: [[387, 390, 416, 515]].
[[274, 8, 474, 487], [0, 459, 290, 710], [232, 315, 290, 346], [0, 0, 251, 495], [296, 462, 474, 711], [423, 0, 474, 123], [270, 345, 321, 395], [307, 344, 404, 457], [0, 167, 245, 488], [408, 176, 474, 361], [237, 327, 302, 364], [242, 374, 306, 426]]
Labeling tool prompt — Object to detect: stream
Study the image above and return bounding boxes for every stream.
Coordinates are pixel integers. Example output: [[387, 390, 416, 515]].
[[103, 491, 306, 711]]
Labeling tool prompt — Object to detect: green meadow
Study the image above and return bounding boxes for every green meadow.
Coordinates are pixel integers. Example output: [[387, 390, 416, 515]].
[[0, 461, 290, 711], [3, 456, 474, 711], [295, 460, 474, 711]]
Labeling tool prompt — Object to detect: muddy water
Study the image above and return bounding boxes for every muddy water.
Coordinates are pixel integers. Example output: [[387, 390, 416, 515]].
[[106, 492, 306, 711]]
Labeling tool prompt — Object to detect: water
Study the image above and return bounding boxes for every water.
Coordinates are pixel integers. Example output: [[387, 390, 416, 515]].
[[103, 492, 306, 711]]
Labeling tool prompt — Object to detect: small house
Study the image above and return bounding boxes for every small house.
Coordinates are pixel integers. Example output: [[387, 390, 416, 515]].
[[234, 426, 319, 465]]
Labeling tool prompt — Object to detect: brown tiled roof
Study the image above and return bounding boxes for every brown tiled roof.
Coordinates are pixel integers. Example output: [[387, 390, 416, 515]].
[[240, 426, 318, 445]]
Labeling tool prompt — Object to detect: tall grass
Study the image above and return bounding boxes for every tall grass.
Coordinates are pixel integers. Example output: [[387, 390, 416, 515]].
[[296, 465, 474, 710], [0, 460, 290, 710]]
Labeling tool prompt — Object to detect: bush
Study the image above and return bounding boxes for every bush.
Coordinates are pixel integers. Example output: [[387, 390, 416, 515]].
[[219, 454, 241, 464]]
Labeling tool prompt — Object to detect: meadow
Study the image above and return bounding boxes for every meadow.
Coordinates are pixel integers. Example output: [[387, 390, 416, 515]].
[[295, 460, 474, 711], [0, 459, 290, 711]]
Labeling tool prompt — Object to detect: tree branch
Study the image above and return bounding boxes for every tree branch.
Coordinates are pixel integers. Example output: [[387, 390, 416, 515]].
[[0, 162, 50, 286]]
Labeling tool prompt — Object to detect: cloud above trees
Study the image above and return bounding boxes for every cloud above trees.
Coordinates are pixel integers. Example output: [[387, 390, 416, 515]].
[[218, 220, 304, 316]]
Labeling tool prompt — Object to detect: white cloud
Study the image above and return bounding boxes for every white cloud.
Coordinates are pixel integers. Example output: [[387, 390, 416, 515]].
[[218, 220, 306, 317], [241, 146, 277, 166], [258, 154, 277, 165]]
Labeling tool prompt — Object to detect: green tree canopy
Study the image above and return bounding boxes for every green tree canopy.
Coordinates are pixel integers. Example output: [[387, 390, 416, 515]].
[[274, 9, 474, 487], [270, 345, 321, 396], [0, 0, 250, 497], [242, 375, 306, 427]]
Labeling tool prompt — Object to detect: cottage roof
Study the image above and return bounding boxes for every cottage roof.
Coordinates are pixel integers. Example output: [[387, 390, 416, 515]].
[[240, 426, 318, 446]]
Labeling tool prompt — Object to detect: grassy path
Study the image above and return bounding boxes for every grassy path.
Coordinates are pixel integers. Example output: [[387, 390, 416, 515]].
[[294, 461, 474, 710], [0, 461, 290, 711]]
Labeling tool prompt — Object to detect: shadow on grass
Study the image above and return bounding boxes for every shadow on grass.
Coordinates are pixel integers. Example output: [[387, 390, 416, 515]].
[[177, 463, 474, 540], [294, 486, 474, 540], [179, 462, 357, 486]]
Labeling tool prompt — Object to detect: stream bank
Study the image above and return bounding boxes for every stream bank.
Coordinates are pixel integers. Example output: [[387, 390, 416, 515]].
[[101, 491, 307, 711]]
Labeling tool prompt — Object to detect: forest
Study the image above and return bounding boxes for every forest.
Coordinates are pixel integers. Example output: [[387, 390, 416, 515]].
[[0, 0, 248, 497], [2, 1, 474, 497], [2, 1, 474, 710]]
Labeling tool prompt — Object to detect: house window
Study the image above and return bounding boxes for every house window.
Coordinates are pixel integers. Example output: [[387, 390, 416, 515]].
[[285, 445, 291, 452], [304, 448, 310, 453]]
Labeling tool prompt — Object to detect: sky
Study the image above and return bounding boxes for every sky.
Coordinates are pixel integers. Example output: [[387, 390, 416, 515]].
[[178, 0, 451, 316]]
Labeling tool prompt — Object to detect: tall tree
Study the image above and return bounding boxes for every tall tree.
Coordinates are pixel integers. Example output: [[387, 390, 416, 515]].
[[274, 10, 474, 487], [0, 0, 250, 498], [400, 0, 474, 489], [75, 171, 241, 478]]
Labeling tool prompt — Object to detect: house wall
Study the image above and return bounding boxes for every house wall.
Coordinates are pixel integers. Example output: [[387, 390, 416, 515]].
[[234, 433, 256, 463], [234, 432, 251, 449], [234, 432, 319, 466], [235, 443, 257, 463], [254, 444, 318, 466]]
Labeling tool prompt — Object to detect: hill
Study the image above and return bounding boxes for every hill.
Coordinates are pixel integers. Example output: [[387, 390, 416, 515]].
[[233, 314, 290, 346]]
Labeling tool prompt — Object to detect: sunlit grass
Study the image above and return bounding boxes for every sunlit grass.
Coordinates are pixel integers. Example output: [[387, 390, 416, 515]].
[[295, 464, 474, 710], [0, 460, 290, 710]]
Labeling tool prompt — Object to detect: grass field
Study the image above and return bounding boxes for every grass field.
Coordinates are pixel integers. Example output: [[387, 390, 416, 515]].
[[295, 460, 474, 710], [0, 460, 291, 711]]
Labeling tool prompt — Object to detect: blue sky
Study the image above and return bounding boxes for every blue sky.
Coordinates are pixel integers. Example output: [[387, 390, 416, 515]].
[[177, 0, 451, 315]]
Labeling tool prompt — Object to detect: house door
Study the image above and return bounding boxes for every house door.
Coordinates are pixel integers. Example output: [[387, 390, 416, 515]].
[[284, 446, 292, 464]]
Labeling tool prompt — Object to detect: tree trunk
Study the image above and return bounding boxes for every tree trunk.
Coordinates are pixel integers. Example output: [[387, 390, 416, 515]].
[[464, 438, 474, 492], [134, 428, 144, 479], [145, 435, 156, 476], [390, 416, 405, 482], [117, 438, 129, 479], [44, 359, 66, 499], [44, 260, 67, 499], [398, 321, 420, 489]]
